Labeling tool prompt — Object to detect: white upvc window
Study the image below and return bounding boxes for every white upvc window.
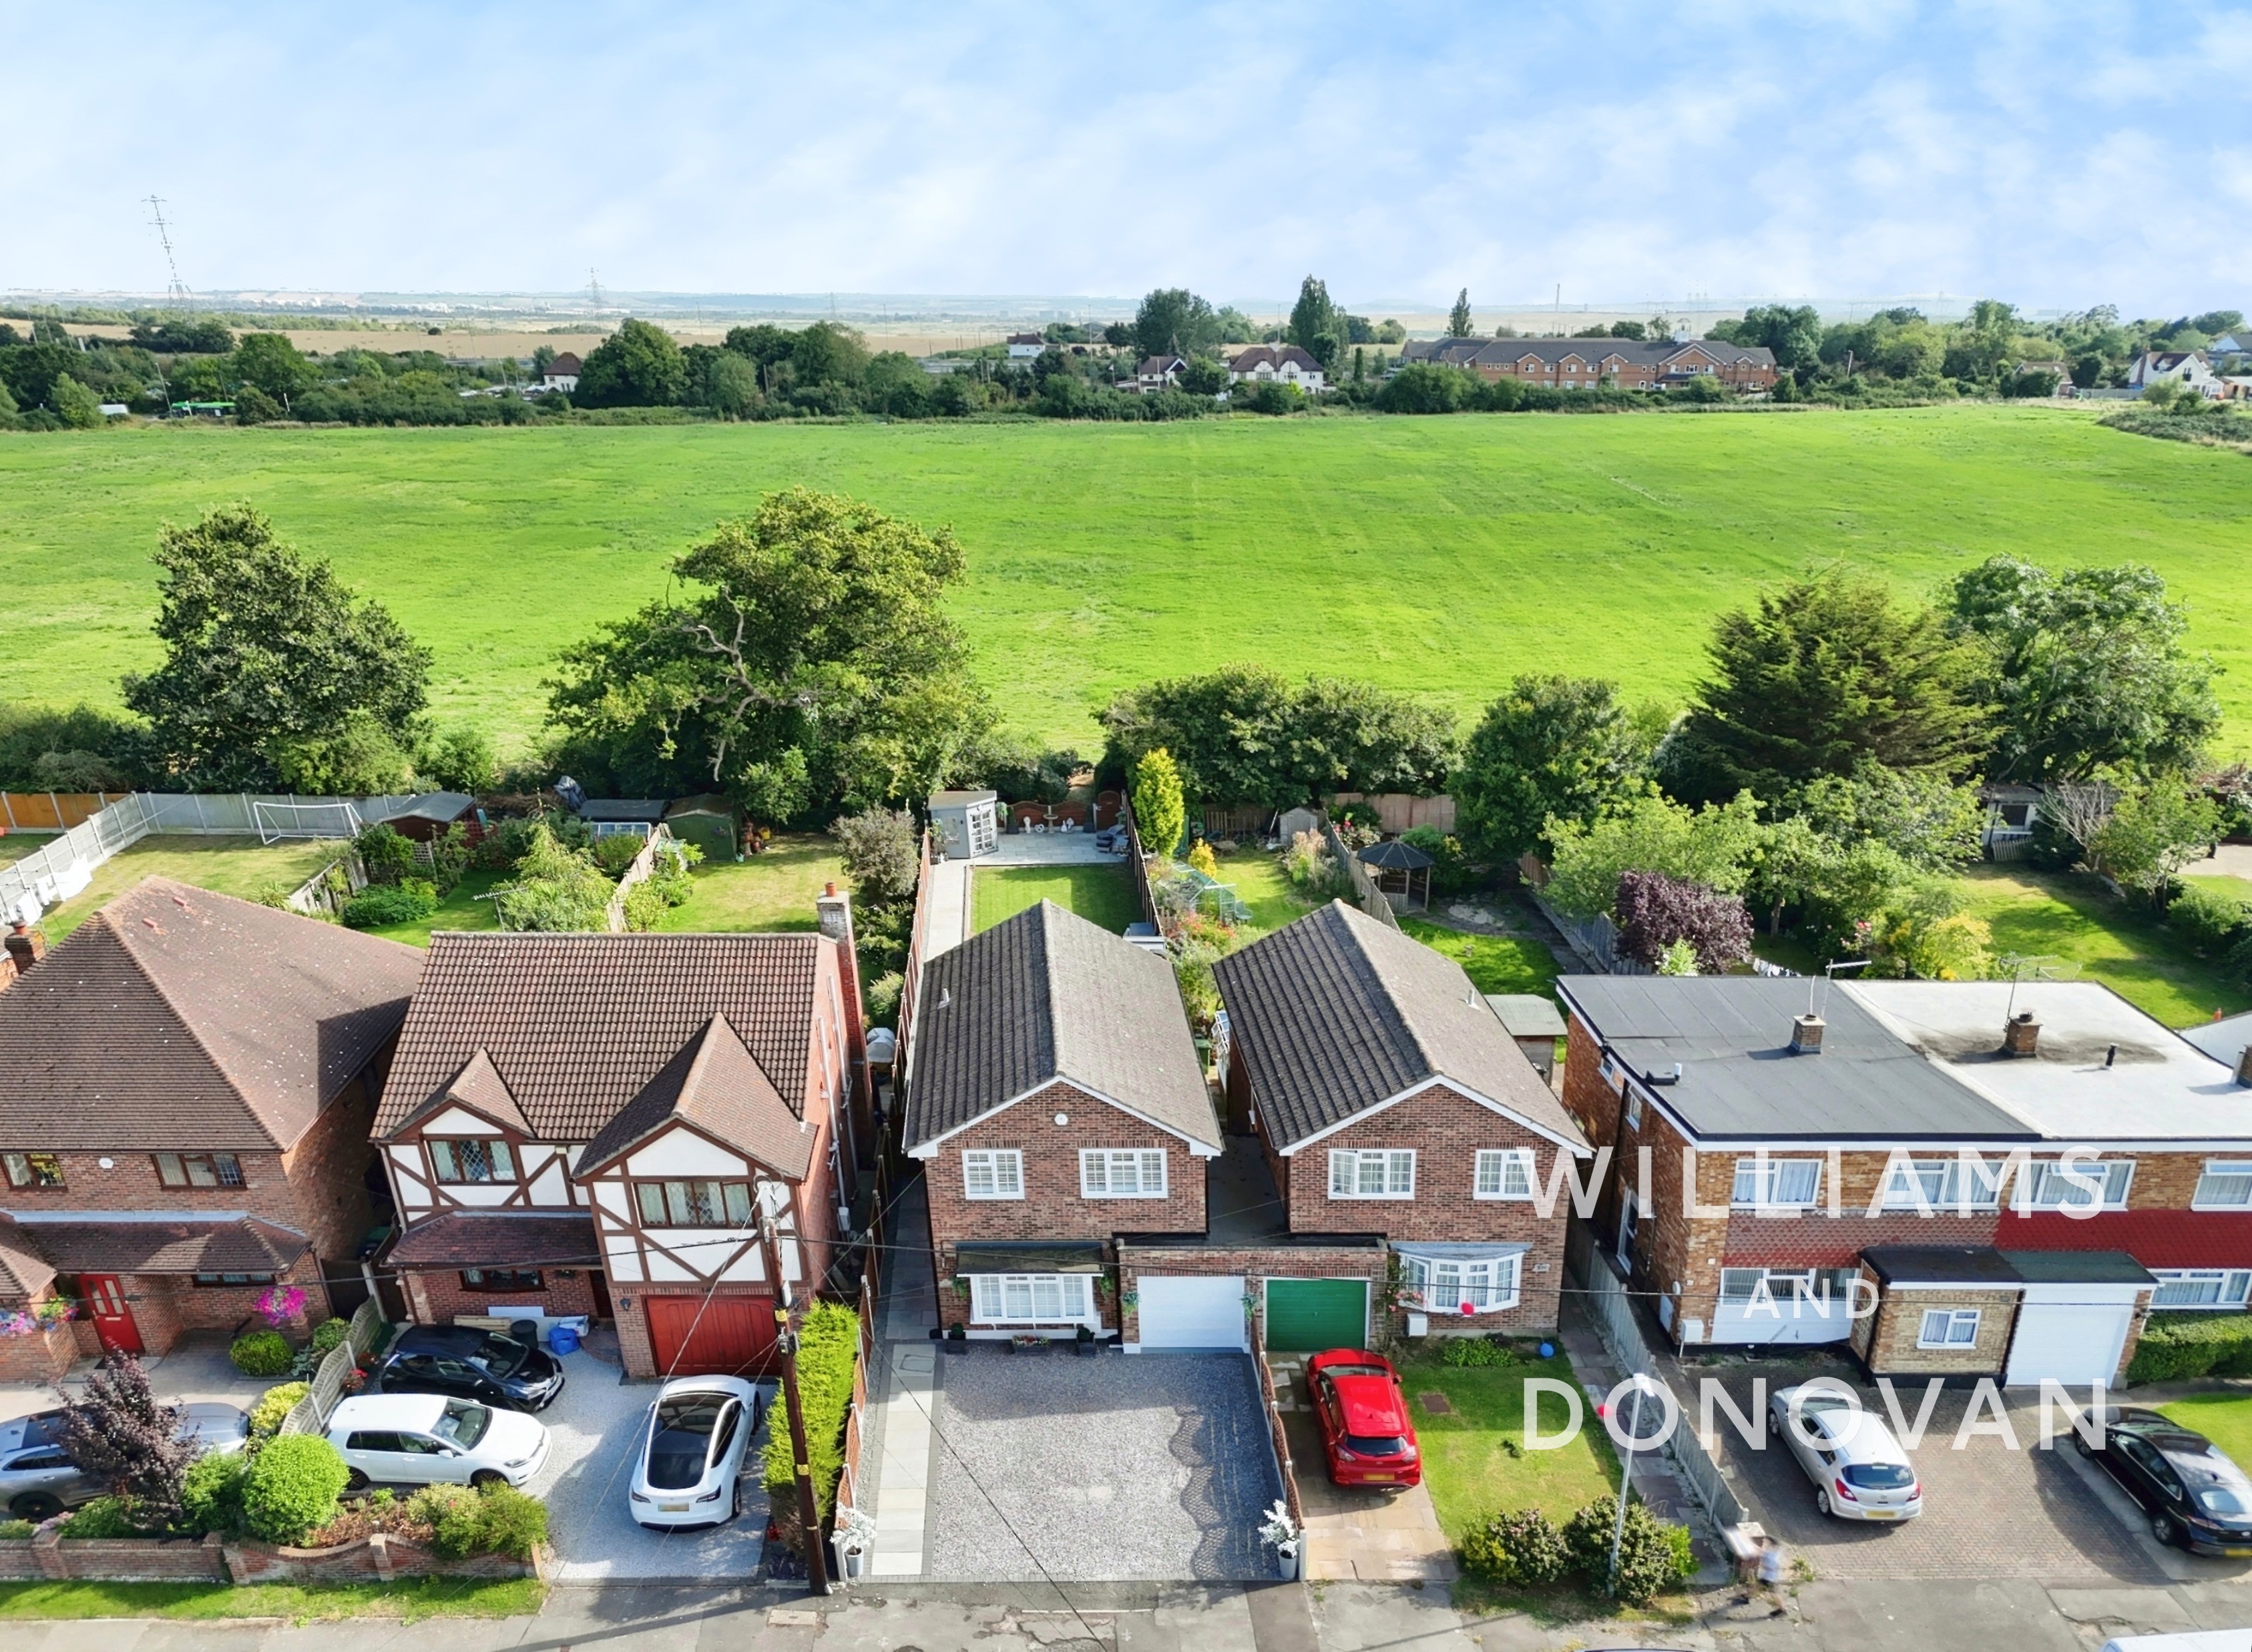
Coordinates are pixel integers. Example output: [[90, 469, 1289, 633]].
[[1080, 1149, 1168, 1199], [1731, 1157, 1822, 1208], [2193, 1161, 2252, 1210], [1329, 1149, 1415, 1199], [961, 1149, 1024, 1201], [1918, 1308, 1982, 1348], [2151, 1269, 2252, 1310], [1403, 1254, 1521, 1314], [967, 1273, 1092, 1324], [1474, 1149, 1536, 1200], [1877, 1157, 2005, 1211], [2018, 1159, 2134, 1211]]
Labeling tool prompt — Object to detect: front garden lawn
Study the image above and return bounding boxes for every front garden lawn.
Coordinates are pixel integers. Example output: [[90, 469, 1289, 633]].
[[0, 1577, 543, 1623], [1959, 864, 2251, 1026], [972, 862, 1139, 934], [2157, 1394, 2252, 1467], [652, 832, 843, 933], [358, 868, 508, 947], [1403, 1350, 1620, 1541], [1399, 916, 1562, 997], [33, 837, 346, 940]]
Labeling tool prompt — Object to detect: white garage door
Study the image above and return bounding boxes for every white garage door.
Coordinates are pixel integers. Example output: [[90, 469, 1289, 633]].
[[1138, 1275, 1247, 1351], [2006, 1302, 2135, 1387]]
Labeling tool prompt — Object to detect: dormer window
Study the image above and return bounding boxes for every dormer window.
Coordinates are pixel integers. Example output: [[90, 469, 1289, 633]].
[[428, 1139, 515, 1184]]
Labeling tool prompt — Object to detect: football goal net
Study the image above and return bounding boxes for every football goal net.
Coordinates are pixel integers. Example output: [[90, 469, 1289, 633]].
[[252, 798, 365, 844]]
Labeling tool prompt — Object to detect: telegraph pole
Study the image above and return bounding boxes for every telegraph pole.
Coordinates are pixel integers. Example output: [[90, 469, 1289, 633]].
[[762, 1215, 831, 1594]]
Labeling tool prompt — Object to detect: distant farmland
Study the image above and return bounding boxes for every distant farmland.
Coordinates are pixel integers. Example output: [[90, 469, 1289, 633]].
[[2, 404, 2247, 756]]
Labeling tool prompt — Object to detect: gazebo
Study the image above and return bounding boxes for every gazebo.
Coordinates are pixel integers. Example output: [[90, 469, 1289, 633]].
[[1356, 837, 1434, 910]]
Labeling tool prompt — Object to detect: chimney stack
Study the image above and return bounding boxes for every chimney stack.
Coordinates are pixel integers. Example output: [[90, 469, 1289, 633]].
[[2235, 1044, 2252, 1088], [1790, 1013, 1825, 1055], [2004, 1010, 2040, 1058], [4, 922, 45, 978]]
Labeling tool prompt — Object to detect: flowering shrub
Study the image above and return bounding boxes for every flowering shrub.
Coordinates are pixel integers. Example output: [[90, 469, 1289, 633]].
[[255, 1284, 308, 1328], [1, 1293, 75, 1337]]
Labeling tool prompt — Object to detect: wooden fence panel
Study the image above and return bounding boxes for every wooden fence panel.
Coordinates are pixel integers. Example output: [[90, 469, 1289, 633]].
[[1327, 792, 1455, 834], [0, 793, 128, 832]]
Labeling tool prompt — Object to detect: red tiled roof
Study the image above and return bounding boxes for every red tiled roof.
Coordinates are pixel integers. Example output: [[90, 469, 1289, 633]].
[[0, 1217, 56, 1298], [8, 1214, 308, 1277], [578, 1014, 815, 1179], [386, 1211, 600, 1269], [0, 878, 421, 1151], [377, 932, 825, 1143]]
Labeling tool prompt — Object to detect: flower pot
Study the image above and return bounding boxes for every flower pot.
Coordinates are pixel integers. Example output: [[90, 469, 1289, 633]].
[[943, 1334, 966, 1354], [1273, 1545, 1301, 1581]]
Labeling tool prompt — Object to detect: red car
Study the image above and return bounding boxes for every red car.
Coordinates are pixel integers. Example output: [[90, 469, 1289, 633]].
[[1307, 1348, 1421, 1488]]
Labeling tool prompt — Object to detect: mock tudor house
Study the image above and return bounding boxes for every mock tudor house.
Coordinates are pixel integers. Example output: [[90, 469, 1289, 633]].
[[1400, 336, 1778, 392], [0, 878, 421, 1380], [1556, 975, 2252, 1386], [1227, 344, 1325, 394], [373, 892, 867, 1379]]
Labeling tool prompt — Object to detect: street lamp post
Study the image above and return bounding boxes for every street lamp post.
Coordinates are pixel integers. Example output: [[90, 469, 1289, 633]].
[[1603, 1372, 1664, 1596]]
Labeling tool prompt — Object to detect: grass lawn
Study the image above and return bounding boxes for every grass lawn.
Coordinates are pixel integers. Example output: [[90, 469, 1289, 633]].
[[1959, 864, 2251, 1026], [0, 833, 59, 865], [972, 862, 1140, 934], [2157, 1394, 2252, 1466], [1399, 916, 1562, 997], [7, 407, 2252, 757], [652, 833, 843, 934], [357, 867, 508, 946], [33, 837, 345, 940], [1207, 847, 1318, 938], [0, 1577, 543, 1622], [1403, 1352, 1620, 1540]]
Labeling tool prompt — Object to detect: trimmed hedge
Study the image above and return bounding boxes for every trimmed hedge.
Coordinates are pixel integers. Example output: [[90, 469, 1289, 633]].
[[243, 1434, 349, 1545], [764, 1300, 859, 1517], [230, 1330, 292, 1377], [250, 1381, 310, 1438], [1461, 1506, 1570, 1585], [2126, 1312, 2252, 1385], [181, 1448, 250, 1536]]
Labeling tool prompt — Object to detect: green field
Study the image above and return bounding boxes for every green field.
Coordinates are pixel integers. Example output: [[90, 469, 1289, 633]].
[[5, 406, 2251, 756]]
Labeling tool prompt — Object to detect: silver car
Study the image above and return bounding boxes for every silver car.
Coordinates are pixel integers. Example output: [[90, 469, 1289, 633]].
[[1, 1403, 250, 1521], [1768, 1384, 1924, 1522]]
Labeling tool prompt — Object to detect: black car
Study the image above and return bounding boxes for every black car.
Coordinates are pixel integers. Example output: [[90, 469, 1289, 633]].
[[2078, 1405, 2252, 1555], [372, 1326, 566, 1412]]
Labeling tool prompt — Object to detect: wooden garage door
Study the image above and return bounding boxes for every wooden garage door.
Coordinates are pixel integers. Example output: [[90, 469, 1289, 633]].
[[646, 1294, 778, 1378]]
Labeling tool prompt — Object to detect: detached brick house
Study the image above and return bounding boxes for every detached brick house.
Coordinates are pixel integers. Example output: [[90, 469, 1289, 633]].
[[374, 896, 865, 1380], [1556, 976, 2252, 1386], [0, 878, 421, 1380], [907, 899, 1589, 1355]]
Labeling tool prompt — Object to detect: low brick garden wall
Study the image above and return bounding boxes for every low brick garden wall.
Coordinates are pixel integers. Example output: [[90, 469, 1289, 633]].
[[225, 1532, 544, 1583], [0, 1530, 228, 1582], [0, 1529, 543, 1585]]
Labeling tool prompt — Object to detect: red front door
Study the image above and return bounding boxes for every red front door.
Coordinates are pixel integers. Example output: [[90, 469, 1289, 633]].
[[82, 1275, 142, 1356]]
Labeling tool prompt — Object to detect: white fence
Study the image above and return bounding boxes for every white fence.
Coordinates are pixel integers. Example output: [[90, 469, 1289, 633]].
[[278, 1299, 388, 1438], [0, 792, 426, 925]]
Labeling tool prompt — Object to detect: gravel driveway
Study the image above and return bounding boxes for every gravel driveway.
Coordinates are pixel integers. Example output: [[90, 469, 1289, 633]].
[[525, 1350, 772, 1583], [923, 1349, 1281, 1583]]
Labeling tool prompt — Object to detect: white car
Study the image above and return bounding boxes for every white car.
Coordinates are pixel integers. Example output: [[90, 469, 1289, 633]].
[[1768, 1384, 1923, 1522], [629, 1376, 761, 1529], [326, 1392, 549, 1492]]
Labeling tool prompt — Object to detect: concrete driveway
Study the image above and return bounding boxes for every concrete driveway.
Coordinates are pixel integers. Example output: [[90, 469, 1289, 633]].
[[1711, 1366, 2175, 1583], [523, 1349, 772, 1583], [921, 1348, 1283, 1582]]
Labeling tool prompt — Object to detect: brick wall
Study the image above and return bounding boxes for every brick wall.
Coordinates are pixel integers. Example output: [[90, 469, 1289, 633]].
[[278, 1065, 383, 1265], [1, 1148, 302, 1233], [225, 1532, 539, 1583], [14, 1530, 229, 1582], [0, 1320, 75, 1382], [402, 1266, 599, 1328], [1853, 1276, 2020, 1377]]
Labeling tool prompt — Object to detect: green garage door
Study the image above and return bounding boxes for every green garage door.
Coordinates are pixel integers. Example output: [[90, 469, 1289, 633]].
[[1264, 1278, 1369, 1352]]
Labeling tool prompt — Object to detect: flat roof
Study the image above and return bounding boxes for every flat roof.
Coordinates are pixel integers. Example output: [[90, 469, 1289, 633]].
[[1556, 976, 2026, 1141], [929, 790, 996, 807], [1861, 1246, 2022, 1287], [1486, 994, 1566, 1039], [2000, 1249, 2156, 1286], [1847, 981, 2247, 1142]]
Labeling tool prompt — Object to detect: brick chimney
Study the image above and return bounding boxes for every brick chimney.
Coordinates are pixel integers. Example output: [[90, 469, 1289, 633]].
[[2004, 1010, 2040, 1058], [815, 882, 872, 1167], [4, 922, 45, 978], [1789, 1013, 1824, 1055]]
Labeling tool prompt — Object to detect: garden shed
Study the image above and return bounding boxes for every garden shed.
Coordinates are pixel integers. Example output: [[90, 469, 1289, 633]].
[[662, 794, 742, 862], [1484, 993, 1568, 1081], [1357, 836, 1433, 910], [383, 792, 482, 845], [577, 798, 667, 840], [929, 789, 999, 859]]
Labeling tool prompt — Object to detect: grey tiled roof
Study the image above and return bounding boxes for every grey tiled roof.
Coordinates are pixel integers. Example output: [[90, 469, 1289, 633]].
[[0, 878, 421, 1151], [904, 901, 1218, 1151], [377, 932, 824, 1145], [1212, 901, 1588, 1151]]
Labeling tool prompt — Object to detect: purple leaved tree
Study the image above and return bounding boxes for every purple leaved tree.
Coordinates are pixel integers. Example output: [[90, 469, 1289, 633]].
[[61, 1353, 198, 1531], [1615, 871, 1753, 974]]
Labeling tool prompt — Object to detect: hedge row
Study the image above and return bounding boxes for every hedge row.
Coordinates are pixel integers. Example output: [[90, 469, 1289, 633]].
[[2127, 1312, 2252, 1385], [763, 1300, 859, 1517]]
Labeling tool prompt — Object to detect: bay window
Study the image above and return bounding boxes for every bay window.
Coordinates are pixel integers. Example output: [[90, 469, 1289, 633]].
[[1402, 1253, 1521, 1314]]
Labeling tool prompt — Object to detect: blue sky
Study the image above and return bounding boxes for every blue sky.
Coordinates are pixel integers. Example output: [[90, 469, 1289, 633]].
[[7, 1, 2250, 316]]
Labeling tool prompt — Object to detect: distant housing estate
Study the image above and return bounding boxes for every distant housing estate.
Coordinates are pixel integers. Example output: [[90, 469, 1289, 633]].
[[1401, 336, 1778, 392]]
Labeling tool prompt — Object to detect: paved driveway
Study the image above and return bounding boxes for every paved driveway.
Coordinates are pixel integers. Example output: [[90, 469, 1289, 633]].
[[923, 1348, 1283, 1582], [524, 1350, 771, 1583], [1711, 1367, 2161, 1582]]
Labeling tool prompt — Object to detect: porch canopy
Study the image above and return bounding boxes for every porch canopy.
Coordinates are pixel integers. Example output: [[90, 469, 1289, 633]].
[[386, 1212, 602, 1270], [952, 1240, 1105, 1276]]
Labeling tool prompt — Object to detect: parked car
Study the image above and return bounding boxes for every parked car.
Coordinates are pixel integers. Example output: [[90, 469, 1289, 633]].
[[629, 1376, 761, 1529], [1, 1404, 250, 1521], [1768, 1384, 1922, 1522], [1306, 1348, 1421, 1488], [2078, 1405, 2252, 1555], [326, 1393, 549, 1492], [371, 1325, 566, 1412]]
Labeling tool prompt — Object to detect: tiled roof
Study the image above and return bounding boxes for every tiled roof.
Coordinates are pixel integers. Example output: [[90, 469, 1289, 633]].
[[1400, 336, 1777, 370], [1213, 901, 1588, 1151], [0, 878, 421, 1151], [386, 1211, 601, 1269], [905, 901, 1219, 1151], [377, 932, 825, 1145], [578, 1013, 815, 1179], [9, 1213, 308, 1276], [1229, 345, 1323, 372], [0, 1217, 56, 1298]]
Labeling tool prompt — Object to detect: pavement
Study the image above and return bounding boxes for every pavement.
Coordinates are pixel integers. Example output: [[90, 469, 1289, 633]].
[[523, 1347, 772, 1583]]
